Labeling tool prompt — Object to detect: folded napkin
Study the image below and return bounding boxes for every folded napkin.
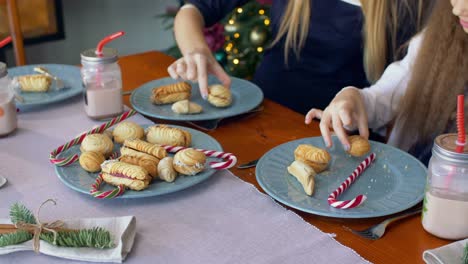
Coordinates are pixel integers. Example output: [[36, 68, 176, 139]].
[[0, 216, 136, 263], [423, 238, 468, 264]]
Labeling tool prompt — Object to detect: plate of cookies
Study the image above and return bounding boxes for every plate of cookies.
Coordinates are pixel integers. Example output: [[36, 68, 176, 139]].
[[129, 75, 263, 121], [256, 136, 427, 218], [8, 64, 83, 107], [54, 122, 223, 198]]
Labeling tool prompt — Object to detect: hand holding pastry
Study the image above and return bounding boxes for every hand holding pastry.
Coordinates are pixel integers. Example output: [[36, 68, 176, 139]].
[[171, 99, 203, 114], [101, 160, 152, 191], [146, 125, 191, 147], [173, 148, 206, 175], [80, 134, 114, 157], [305, 87, 369, 150], [287, 160, 316, 196], [294, 144, 331, 173], [207, 84, 232, 107], [79, 151, 105, 173], [167, 50, 231, 99], [151, 82, 191, 105], [112, 121, 145, 143], [347, 135, 371, 157], [157, 157, 177, 182]]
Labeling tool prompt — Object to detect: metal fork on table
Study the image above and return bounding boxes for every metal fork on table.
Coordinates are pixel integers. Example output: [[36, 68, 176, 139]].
[[345, 205, 422, 240]]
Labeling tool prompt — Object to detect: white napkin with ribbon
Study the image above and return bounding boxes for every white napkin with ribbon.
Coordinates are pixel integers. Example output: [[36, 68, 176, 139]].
[[0, 216, 136, 263], [423, 238, 468, 264]]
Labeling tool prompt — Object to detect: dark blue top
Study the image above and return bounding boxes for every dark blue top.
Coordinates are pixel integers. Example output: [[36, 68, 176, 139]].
[[188, 0, 416, 114]]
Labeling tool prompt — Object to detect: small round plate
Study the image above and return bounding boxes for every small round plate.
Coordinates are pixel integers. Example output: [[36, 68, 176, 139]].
[[55, 125, 223, 198], [130, 76, 263, 121], [8, 64, 83, 107], [256, 136, 427, 218]]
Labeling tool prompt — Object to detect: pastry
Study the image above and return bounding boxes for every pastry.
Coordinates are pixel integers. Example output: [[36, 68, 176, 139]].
[[151, 82, 191, 104], [287, 160, 316, 196], [112, 121, 145, 144], [173, 148, 206, 175], [101, 160, 151, 191], [79, 151, 105, 173], [17, 75, 52, 92], [123, 138, 167, 159], [347, 135, 371, 157], [207, 84, 232, 107], [80, 134, 114, 157], [157, 157, 177, 182], [294, 144, 331, 173], [146, 125, 191, 147], [119, 146, 160, 178], [171, 100, 203, 114]]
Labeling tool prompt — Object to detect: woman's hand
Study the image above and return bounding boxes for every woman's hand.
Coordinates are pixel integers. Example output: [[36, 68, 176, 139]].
[[167, 50, 231, 99], [305, 87, 369, 150]]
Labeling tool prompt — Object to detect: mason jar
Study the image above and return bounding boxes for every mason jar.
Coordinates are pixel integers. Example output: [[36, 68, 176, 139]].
[[422, 133, 468, 240], [80, 47, 123, 120], [0, 62, 17, 136]]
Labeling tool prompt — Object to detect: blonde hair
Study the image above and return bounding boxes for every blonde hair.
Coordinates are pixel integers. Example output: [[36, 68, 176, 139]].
[[362, 0, 427, 83], [270, 0, 310, 63], [272, 0, 428, 82]]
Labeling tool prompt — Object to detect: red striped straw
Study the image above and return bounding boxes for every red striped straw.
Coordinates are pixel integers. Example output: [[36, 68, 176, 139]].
[[0, 36, 12, 48], [95, 31, 125, 55], [456, 94, 465, 153]]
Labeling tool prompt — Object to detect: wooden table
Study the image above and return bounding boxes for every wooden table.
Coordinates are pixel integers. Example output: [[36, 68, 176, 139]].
[[120, 51, 450, 264]]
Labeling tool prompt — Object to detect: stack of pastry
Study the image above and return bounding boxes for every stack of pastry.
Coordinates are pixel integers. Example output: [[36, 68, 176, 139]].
[[173, 148, 206, 176], [287, 144, 331, 196], [207, 84, 232, 107], [119, 138, 167, 180], [101, 160, 152, 191], [17, 75, 52, 92]]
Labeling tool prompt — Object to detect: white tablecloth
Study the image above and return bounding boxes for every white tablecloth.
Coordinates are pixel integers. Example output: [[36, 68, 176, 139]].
[[0, 97, 370, 263]]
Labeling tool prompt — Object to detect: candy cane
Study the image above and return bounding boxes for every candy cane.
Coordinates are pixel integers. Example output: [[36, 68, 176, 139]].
[[163, 145, 237, 170], [90, 174, 125, 199], [89, 146, 237, 199], [49, 110, 137, 166], [328, 153, 376, 209]]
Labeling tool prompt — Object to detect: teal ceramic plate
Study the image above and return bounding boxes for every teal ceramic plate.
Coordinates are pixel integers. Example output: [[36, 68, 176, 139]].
[[9, 64, 83, 107], [55, 125, 223, 198], [130, 76, 263, 121], [256, 136, 427, 218]]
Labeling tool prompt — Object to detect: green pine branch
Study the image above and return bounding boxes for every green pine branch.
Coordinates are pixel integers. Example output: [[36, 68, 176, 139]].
[[463, 243, 468, 264], [40, 227, 115, 249], [0, 231, 33, 247], [10, 203, 36, 225]]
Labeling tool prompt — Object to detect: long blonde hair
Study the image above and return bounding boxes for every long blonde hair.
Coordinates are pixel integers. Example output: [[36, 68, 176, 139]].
[[394, 0, 468, 151], [271, 0, 428, 82]]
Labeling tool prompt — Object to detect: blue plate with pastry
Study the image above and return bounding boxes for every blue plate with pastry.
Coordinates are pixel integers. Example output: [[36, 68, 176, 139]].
[[8, 64, 83, 107], [256, 136, 427, 218], [55, 123, 223, 198], [130, 75, 264, 121]]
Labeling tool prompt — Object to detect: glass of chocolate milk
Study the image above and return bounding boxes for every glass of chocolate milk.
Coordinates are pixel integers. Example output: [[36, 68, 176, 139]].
[[80, 47, 123, 120]]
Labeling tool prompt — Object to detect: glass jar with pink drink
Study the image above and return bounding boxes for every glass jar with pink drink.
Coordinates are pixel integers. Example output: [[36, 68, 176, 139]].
[[80, 47, 123, 120], [422, 133, 468, 240], [0, 62, 17, 137]]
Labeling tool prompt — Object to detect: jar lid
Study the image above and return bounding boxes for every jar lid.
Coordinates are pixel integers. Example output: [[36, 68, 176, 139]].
[[0, 62, 7, 78], [80, 48, 118, 64], [433, 133, 468, 162]]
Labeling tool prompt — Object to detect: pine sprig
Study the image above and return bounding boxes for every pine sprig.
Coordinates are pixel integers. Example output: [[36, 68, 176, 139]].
[[40, 227, 115, 249], [463, 243, 468, 264], [10, 203, 36, 225], [0, 231, 33, 247]]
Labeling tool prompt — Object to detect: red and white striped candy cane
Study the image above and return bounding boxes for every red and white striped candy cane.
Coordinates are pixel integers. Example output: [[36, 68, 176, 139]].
[[328, 153, 376, 209], [49, 110, 137, 166], [163, 145, 237, 170]]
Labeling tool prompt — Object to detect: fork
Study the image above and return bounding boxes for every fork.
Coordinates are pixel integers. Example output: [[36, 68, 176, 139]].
[[345, 205, 422, 240]]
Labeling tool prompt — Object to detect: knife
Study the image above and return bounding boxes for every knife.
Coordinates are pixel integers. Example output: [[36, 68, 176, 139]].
[[237, 159, 259, 169]]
